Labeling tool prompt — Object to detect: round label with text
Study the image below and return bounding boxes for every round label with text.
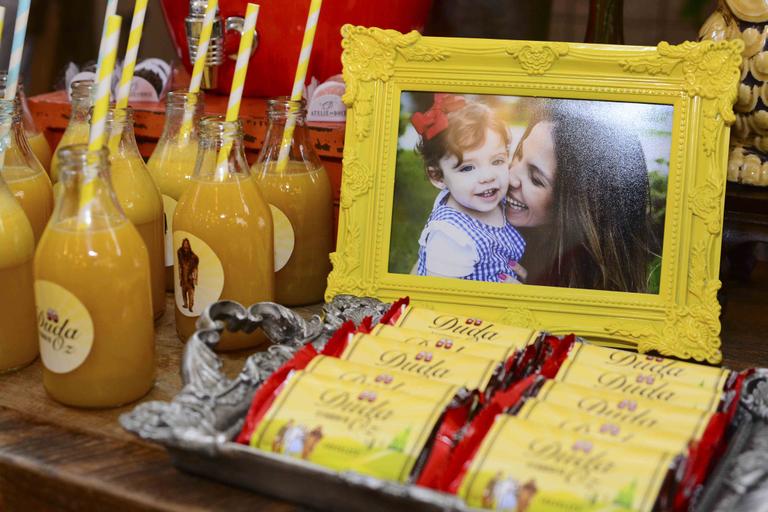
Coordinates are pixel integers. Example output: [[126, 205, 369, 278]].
[[34, 280, 95, 374]]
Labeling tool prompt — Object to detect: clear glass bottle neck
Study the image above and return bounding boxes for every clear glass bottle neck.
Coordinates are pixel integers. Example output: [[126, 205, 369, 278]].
[[0, 70, 38, 134], [106, 107, 142, 161], [160, 91, 205, 145], [256, 98, 322, 172], [0, 98, 39, 170], [53, 144, 126, 227], [195, 117, 250, 180], [70, 81, 95, 124]]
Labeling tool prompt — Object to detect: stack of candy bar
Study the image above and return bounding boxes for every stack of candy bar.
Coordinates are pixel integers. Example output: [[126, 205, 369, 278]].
[[237, 300, 539, 483], [236, 298, 744, 511]]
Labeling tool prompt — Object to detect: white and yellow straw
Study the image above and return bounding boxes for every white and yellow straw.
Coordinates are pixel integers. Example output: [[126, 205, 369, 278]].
[[275, 0, 323, 174], [109, 0, 148, 152], [215, 2, 259, 175], [5, 0, 30, 101], [180, 0, 218, 139], [80, 14, 121, 225], [96, 0, 120, 72]]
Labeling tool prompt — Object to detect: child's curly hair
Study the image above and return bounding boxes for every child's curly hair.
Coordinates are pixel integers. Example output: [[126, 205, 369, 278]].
[[415, 101, 510, 181]]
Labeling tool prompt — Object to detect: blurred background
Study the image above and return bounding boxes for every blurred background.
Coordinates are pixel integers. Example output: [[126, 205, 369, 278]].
[[0, 0, 717, 95]]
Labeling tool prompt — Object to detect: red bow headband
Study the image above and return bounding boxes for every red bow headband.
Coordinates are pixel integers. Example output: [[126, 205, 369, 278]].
[[411, 94, 467, 140]]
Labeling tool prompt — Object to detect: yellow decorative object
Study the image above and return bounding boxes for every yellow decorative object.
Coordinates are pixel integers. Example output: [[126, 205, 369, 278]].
[[329, 27, 741, 363], [700, 0, 768, 185], [506, 42, 568, 75]]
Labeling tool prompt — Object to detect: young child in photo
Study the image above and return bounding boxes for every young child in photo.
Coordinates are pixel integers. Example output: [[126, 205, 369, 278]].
[[413, 94, 525, 282]]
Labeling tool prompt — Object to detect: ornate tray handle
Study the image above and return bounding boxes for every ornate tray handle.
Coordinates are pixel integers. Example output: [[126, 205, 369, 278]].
[[120, 296, 389, 454]]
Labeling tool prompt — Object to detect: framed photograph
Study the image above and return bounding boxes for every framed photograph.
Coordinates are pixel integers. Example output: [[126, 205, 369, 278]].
[[326, 25, 743, 363]]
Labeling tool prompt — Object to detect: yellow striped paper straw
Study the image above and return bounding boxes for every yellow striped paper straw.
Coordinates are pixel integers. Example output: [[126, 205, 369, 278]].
[[79, 14, 121, 226], [180, 0, 218, 139], [5, 0, 30, 101], [275, 0, 322, 174], [96, 0, 119, 72], [109, 0, 148, 152], [215, 3, 259, 175]]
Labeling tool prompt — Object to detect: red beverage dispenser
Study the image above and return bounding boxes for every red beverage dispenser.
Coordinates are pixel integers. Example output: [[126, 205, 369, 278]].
[[159, 0, 434, 98]]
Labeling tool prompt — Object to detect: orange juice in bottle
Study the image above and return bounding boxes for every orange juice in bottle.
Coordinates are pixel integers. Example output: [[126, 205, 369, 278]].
[[106, 106, 165, 319], [34, 145, 154, 407], [0, 71, 52, 171], [147, 91, 204, 290], [51, 81, 94, 183], [0, 108, 38, 372], [0, 98, 54, 242], [173, 116, 273, 350], [252, 98, 333, 306]]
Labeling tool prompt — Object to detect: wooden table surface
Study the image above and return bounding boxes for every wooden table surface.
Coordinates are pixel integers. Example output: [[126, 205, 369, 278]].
[[1, 264, 767, 511]]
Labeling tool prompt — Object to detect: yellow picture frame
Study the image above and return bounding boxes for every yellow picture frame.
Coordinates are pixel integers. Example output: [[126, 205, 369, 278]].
[[326, 25, 744, 364]]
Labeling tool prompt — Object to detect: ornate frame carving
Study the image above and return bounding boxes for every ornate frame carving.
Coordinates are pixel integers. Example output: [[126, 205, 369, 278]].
[[327, 26, 743, 363]]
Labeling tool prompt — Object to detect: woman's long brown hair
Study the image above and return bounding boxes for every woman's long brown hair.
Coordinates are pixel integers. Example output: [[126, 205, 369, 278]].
[[517, 101, 654, 293]]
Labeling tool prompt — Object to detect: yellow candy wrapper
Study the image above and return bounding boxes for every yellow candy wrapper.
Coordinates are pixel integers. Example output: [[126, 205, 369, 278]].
[[305, 355, 462, 400], [535, 379, 715, 439], [249, 371, 456, 483], [367, 324, 517, 363], [337, 332, 500, 391], [555, 342, 729, 392], [457, 415, 676, 512], [385, 304, 539, 348], [554, 362, 723, 411], [515, 398, 691, 453]]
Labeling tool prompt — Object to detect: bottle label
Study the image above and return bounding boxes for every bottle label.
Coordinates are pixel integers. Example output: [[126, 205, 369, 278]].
[[162, 194, 178, 267], [173, 230, 224, 317], [34, 280, 95, 374], [269, 204, 295, 272]]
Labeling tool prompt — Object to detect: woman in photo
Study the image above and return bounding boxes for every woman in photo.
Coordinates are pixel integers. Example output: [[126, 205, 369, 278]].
[[504, 100, 655, 293]]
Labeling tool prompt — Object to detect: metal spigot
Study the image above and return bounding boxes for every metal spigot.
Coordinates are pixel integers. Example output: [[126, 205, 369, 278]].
[[185, 0, 258, 90]]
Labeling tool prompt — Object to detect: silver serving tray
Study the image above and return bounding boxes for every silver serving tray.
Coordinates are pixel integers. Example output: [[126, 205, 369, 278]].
[[120, 296, 768, 512], [120, 296, 471, 511]]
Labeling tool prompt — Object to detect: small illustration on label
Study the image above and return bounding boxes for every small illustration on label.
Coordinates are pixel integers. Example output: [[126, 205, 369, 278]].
[[173, 230, 224, 317], [162, 195, 178, 267], [34, 280, 95, 374], [269, 204, 295, 272]]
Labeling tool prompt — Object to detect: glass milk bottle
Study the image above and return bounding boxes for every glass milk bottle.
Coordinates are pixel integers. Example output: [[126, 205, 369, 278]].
[[0, 71, 52, 171], [173, 116, 274, 350], [34, 145, 154, 407], [0, 99, 54, 242], [147, 90, 204, 291], [105, 106, 165, 319], [51, 80, 94, 183], [0, 109, 38, 372], [251, 98, 333, 306]]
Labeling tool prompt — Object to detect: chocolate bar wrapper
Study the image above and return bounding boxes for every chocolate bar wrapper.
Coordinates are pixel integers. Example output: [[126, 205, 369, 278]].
[[241, 369, 470, 483], [514, 398, 692, 453], [304, 355, 462, 400], [380, 298, 541, 349], [237, 321, 468, 444], [542, 338, 730, 392], [553, 361, 723, 411], [323, 325, 503, 394], [361, 322, 518, 363], [453, 415, 679, 512], [531, 379, 716, 439]]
